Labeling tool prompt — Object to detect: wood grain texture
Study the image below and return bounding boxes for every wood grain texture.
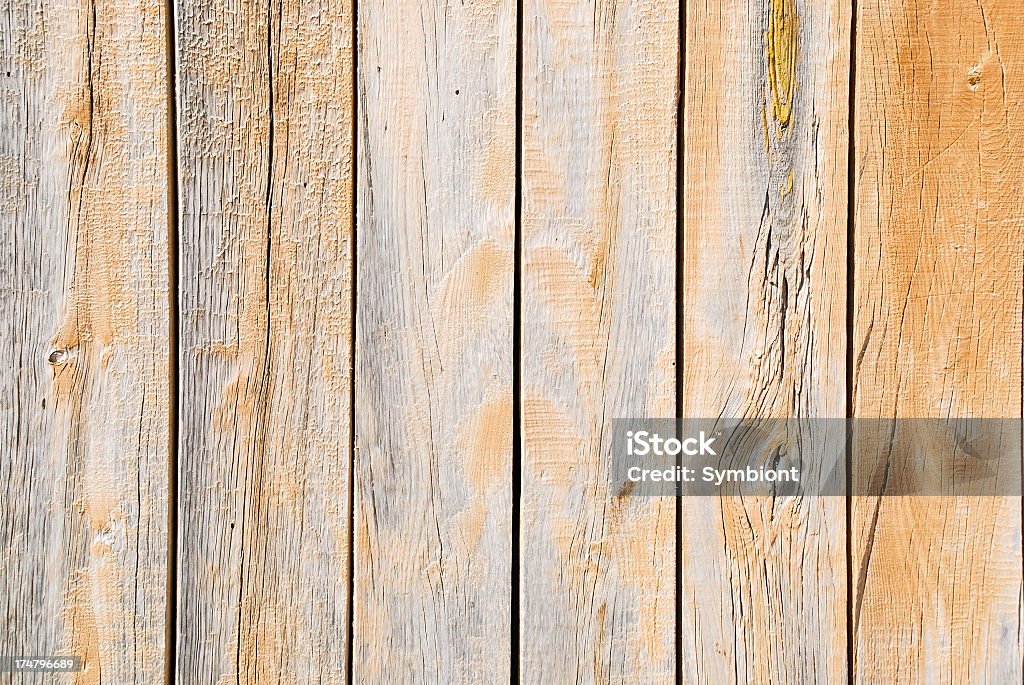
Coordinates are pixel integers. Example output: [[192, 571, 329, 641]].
[[175, 0, 354, 681], [852, 0, 1024, 681], [681, 0, 849, 681], [0, 0, 171, 680], [353, 1, 515, 681], [519, 1, 678, 682]]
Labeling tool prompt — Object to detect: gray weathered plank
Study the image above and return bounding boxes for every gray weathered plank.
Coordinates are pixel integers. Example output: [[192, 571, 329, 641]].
[[175, 0, 354, 681], [0, 0, 171, 680], [852, 0, 1024, 681], [352, 0, 516, 682], [680, 0, 850, 681], [519, 0, 679, 682]]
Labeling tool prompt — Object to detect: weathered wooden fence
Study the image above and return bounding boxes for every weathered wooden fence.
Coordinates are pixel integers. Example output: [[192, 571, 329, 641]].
[[2, 0, 1022, 682]]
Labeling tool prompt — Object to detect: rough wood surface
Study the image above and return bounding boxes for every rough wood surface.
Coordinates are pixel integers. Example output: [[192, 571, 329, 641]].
[[7, 1, 1024, 681], [680, 0, 850, 681], [0, 0, 171, 681], [519, 1, 678, 682], [174, 0, 354, 681], [852, 1, 1024, 681], [352, 1, 515, 682]]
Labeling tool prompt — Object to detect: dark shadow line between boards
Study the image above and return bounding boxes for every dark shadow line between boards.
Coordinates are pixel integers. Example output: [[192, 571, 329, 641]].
[[164, 0, 180, 679], [675, 1, 686, 684], [347, 0, 359, 682], [511, 0, 524, 682], [846, 0, 858, 681]]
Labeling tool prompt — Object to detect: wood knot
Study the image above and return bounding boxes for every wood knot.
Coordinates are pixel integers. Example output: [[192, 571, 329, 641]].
[[48, 348, 73, 365], [968, 67, 982, 88]]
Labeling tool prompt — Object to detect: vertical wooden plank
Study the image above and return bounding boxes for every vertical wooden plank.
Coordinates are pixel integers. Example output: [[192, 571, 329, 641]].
[[852, 1, 1024, 681], [0, 0, 170, 679], [175, 0, 353, 680], [519, 1, 678, 682], [353, 1, 515, 681], [681, 0, 849, 681]]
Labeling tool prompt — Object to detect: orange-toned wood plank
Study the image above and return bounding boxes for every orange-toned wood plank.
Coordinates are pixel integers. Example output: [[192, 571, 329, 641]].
[[852, 1, 1024, 681]]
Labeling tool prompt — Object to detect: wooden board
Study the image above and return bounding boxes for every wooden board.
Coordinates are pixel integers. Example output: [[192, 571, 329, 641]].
[[7, 1, 1024, 681], [352, 1, 516, 681], [0, 0, 171, 680], [174, 0, 354, 681], [680, 0, 850, 681], [519, 1, 678, 682], [851, 1, 1024, 681]]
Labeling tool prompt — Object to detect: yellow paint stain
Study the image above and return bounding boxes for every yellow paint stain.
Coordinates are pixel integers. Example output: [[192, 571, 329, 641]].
[[781, 168, 794, 198], [766, 0, 798, 132], [761, 102, 771, 152]]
